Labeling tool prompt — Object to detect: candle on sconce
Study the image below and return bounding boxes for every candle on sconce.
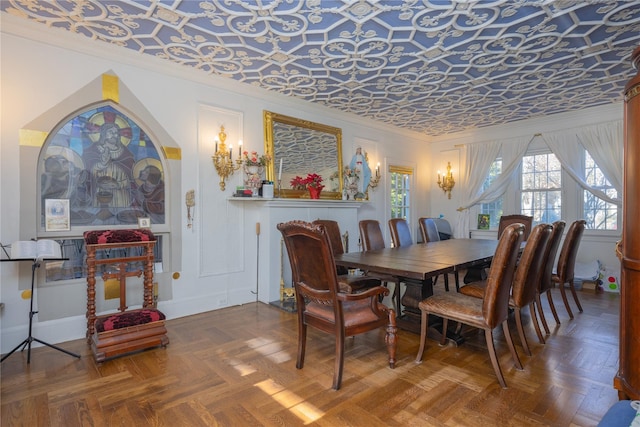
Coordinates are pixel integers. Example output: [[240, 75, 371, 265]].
[[215, 139, 219, 153], [229, 145, 232, 159], [376, 162, 380, 177], [238, 139, 242, 156], [278, 158, 283, 180]]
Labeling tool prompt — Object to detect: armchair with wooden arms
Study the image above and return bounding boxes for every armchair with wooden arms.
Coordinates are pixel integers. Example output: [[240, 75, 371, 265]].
[[278, 220, 397, 390]]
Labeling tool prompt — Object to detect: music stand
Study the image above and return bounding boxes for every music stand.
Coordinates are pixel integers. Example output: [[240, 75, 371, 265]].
[[1, 256, 81, 364]]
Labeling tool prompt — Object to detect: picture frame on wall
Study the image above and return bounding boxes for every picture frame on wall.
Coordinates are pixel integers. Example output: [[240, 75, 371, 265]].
[[477, 214, 490, 230], [45, 199, 70, 231]]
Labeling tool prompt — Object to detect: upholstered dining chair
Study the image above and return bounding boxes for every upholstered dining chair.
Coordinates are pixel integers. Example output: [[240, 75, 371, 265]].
[[418, 217, 459, 292], [418, 217, 440, 243], [498, 214, 533, 241], [277, 220, 397, 390], [388, 218, 413, 248], [312, 219, 382, 293], [536, 220, 566, 334], [553, 219, 587, 319], [415, 223, 525, 388], [460, 223, 552, 356], [358, 219, 403, 313]]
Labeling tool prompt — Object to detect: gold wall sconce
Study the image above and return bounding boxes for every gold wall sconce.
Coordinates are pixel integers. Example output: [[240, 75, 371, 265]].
[[368, 162, 381, 190], [212, 125, 242, 191], [437, 162, 455, 199]]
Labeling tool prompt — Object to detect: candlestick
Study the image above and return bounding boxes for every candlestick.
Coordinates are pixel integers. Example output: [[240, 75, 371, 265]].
[[229, 145, 232, 159], [278, 158, 283, 180], [238, 139, 242, 156]]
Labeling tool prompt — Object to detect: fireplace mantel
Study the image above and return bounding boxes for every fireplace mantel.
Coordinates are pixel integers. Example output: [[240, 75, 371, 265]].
[[229, 197, 365, 304]]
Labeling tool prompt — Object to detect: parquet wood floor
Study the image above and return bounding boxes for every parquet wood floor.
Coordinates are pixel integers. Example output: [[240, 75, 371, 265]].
[[1, 287, 621, 426]]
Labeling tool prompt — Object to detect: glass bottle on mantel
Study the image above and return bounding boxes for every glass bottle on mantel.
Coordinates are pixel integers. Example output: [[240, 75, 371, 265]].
[[616, 45, 640, 401]]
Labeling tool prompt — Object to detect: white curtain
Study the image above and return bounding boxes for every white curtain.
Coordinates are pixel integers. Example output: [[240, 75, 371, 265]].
[[454, 136, 532, 238], [577, 121, 623, 197], [543, 121, 622, 205]]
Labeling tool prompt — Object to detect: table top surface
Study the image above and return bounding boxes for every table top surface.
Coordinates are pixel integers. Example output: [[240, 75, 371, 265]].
[[335, 239, 500, 281]]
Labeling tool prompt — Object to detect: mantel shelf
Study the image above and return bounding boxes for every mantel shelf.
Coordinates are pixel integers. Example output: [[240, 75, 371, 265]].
[[228, 197, 365, 208]]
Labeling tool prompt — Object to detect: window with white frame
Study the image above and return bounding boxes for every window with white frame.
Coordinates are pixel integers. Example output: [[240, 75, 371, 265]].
[[584, 151, 618, 230], [521, 152, 562, 224], [480, 158, 503, 229], [390, 166, 412, 222]]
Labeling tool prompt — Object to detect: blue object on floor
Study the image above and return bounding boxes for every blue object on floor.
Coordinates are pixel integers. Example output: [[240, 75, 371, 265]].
[[597, 400, 636, 427]]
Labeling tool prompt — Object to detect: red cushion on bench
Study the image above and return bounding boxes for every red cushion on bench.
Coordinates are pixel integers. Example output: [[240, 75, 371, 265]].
[[95, 309, 165, 333], [84, 229, 156, 245]]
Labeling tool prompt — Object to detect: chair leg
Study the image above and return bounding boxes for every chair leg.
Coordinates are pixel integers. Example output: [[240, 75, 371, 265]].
[[545, 289, 561, 325], [297, 323, 307, 369], [514, 307, 532, 356], [440, 318, 449, 346], [441, 274, 449, 292], [569, 279, 583, 313], [535, 293, 550, 334], [485, 328, 507, 389], [415, 308, 429, 363], [529, 302, 545, 344], [454, 271, 460, 292], [502, 319, 523, 370], [558, 280, 574, 319], [332, 327, 346, 390], [385, 309, 398, 369]]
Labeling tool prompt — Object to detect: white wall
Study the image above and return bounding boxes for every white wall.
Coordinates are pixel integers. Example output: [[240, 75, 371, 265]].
[[0, 16, 428, 352]]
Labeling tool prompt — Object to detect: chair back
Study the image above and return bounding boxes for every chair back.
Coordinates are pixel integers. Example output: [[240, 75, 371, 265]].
[[482, 223, 525, 328], [418, 217, 440, 243], [556, 219, 586, 282], [510, 223, 552, 308], [277, 221, 340, 308], [312, 219, 348, 275], [498, 214, 533, 241], [388, 218, 413, 247], [359, 220, 386, 251], [539, 220, 566, 293]]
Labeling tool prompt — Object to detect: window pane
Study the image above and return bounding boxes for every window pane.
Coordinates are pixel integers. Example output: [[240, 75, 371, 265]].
[[584, 151, 618, 230], [480, 159, 503, 229], [390, 170, 411, 221], [521, 153, 561, 224]]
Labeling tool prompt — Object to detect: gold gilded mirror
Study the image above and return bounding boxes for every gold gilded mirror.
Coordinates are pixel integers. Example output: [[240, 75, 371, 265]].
[[264, 111, 343, 199]]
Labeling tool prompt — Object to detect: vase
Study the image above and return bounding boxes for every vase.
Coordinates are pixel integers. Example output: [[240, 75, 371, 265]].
[[243, 165, 264, 196], [308, 186, 322, 199]]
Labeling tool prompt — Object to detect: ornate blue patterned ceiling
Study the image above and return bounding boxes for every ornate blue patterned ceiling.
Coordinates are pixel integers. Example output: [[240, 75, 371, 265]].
[[3, 0, 640, 136]]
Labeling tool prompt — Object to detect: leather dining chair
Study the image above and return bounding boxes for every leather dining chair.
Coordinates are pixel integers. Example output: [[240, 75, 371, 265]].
[[553, 219, 587, 319], [415, 223, 525, 388], [536, 220, 566, 333], [359, 219, 403, 313], [277, 220, 397, 390], [418, 217, 459, 292], [460, 223, 552, 356], [388, 218, 413, 248], [498, 214, 533, 241], [312, 219, 382, 294], [418, 217, 440, 243]]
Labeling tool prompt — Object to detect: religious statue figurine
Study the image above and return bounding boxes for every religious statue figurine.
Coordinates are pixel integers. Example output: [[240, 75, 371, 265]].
[[349, 146, 371, 199]]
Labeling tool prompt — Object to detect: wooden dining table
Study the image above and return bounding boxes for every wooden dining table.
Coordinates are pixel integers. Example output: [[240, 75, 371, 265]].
[[334, 239, 502, 341]]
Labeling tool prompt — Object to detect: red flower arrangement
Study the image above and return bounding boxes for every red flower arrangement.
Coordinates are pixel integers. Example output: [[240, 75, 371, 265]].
[[290, 173, 324, 190]]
